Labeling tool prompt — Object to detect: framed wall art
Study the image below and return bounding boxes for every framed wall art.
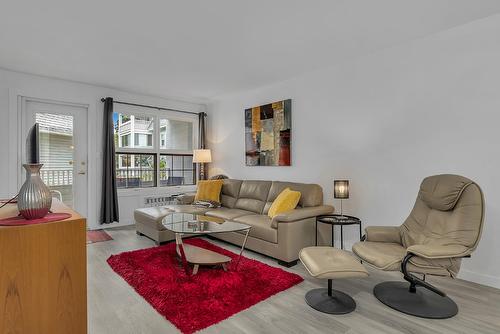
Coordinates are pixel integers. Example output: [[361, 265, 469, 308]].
[[245, 99, 291, 166]]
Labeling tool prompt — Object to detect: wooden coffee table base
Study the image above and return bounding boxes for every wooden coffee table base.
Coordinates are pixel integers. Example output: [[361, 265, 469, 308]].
[[178, 243, 231, 275], [175, 230, 250, 276]]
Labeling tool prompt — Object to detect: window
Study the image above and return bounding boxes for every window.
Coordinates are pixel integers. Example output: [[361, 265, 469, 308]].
[[115, 154, 156, 188], [121, 134, 130, 147], [159, 154, 195, 186], [113, 109, 197, 189], [134, 133, 153, 147], [114, 113, 154, 149], [159, 118, 193, 150]]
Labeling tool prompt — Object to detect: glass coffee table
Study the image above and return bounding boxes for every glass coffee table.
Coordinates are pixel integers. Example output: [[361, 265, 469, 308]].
[[162, 212, 251, 276]]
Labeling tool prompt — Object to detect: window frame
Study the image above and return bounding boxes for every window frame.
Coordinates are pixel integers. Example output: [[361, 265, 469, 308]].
[[159, 153, 196, 187], [158, 116, 195, 152], [113, 105, 199, 192], [115, 152, 157, 189]]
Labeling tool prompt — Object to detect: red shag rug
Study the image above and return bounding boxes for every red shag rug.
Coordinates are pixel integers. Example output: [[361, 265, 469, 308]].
[[107, 238, 303, 334], [87, 229, 113, 244]]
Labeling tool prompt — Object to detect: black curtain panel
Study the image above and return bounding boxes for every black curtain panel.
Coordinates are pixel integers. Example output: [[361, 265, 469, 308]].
[[199, 112, 206, 149], [100, 97, 119, 224], [198, 112, 207, 180]]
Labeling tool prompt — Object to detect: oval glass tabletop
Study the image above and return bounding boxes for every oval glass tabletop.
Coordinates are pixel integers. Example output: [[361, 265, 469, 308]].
[[162, 212, 250, 235]]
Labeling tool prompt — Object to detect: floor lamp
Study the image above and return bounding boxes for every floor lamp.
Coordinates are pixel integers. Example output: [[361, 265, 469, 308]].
[[193, 149, 212, 180]]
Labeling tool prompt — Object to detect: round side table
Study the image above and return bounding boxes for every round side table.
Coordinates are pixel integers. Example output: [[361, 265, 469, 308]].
[[315, 214, 362, 249]]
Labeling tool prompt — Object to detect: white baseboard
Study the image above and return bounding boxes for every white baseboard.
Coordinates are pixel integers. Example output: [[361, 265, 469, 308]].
[[458, 270, 500, 289], [88, 220, 135, 230]]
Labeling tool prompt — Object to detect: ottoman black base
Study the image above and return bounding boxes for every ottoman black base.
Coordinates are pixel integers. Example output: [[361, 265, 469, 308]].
[[305, 286, 356, 314]]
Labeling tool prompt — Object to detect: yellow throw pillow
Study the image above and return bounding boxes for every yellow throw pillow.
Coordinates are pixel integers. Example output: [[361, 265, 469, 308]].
[[268, 188, 301, 218], [195, 180, 224, 203]]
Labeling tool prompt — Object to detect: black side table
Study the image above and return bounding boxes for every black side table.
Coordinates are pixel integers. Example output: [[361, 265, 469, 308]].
[[315, 214, 362, 249]]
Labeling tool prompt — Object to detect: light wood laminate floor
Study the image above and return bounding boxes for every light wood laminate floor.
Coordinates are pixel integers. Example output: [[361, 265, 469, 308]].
[[88, 226, 500, 334]]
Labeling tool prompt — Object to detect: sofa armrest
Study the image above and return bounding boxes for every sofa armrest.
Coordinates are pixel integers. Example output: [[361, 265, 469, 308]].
[[365, 226, 401, 244], [176, 193, 196, 205], [407, 244, 469, 259], [271, 205, 334, 228]]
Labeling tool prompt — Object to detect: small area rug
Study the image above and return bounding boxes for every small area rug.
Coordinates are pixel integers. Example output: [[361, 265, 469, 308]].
[[107, 238, 303, 334], [87, 229, 113, 244]]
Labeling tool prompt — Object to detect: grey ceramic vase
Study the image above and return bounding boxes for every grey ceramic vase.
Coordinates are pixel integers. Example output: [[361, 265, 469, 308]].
[[18, 164, 52, 219]]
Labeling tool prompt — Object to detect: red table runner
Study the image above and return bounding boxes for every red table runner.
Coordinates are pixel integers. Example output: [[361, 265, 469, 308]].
[[0, 212, 72, 226]]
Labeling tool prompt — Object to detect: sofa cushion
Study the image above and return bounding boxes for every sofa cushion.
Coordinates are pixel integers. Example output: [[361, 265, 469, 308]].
[[234, 180, 272, 213], [263, 181, 324, 214], [134, 207, 173, 230], [195, 179, 223, 203], [234, 215, 278, 243], [268, 188, 301, 218], [220, 179, 242, 208], [205, 208, 254, 220]]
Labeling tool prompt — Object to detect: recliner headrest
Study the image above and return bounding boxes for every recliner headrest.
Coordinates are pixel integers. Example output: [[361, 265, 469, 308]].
[[418, 174, 474, 211]]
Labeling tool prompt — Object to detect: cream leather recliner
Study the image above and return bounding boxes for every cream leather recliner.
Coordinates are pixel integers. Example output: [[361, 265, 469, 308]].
[[353, 174, 484, 319]]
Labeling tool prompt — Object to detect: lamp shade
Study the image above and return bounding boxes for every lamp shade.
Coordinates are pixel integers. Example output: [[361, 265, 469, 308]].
[[334, 180, 349, 199], [193, 149, 212, 163]]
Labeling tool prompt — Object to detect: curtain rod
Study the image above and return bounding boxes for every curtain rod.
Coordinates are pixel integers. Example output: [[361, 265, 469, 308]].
[[100, 98, 202, 116]]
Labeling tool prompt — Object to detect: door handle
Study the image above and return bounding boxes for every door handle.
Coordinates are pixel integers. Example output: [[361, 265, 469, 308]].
[[78, 162, 86, 175]]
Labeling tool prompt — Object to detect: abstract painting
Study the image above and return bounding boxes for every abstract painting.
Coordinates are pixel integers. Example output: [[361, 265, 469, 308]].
[[245, 99, 291, 166]]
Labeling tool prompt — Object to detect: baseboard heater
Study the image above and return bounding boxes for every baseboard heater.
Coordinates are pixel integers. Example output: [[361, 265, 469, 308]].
[[143, 195, 182, 207]]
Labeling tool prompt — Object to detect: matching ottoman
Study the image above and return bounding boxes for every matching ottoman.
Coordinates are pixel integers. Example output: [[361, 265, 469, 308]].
[[135, 205, 211, 245], [134, 207, 176, 245], [299, 247, 368, 314]]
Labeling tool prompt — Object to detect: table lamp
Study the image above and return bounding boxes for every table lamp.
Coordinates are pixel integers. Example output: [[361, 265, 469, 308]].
[[334, 180, 349, 219], [193, 149, 212, 180]]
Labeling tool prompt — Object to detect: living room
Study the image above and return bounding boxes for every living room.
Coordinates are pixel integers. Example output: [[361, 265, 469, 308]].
[[0, 1, 499, 333]]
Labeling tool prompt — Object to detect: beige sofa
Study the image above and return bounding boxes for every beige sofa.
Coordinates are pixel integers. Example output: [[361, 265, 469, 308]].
[[135, 179, 334, 266]]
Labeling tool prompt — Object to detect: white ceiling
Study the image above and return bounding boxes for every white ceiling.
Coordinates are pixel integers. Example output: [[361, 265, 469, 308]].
[[1, 0, 500, 101]]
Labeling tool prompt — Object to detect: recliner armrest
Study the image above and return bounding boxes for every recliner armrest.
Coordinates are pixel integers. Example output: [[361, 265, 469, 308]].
[[407, 244, 469, 259], [271, 205, 334, 228], [365, 226, 402, 244]]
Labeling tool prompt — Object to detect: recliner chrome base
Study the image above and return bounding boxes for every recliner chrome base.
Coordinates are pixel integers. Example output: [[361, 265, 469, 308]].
[[374, 281, 458, 319]]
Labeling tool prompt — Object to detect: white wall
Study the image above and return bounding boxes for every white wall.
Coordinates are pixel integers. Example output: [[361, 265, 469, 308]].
[[207, 14, 500, 288], [0, 68, 204, 229]]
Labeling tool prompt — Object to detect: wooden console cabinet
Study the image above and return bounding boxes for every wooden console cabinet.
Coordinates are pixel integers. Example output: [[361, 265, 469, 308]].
[[0, 201, 87, 334]]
